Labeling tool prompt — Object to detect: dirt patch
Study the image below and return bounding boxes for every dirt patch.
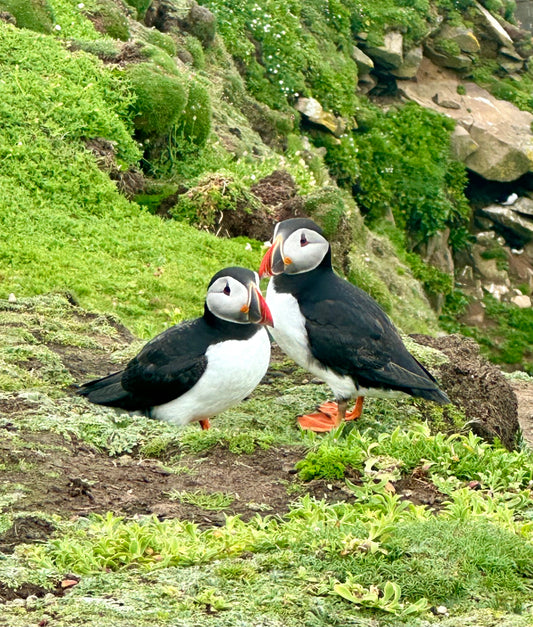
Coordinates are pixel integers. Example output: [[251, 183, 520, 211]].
[[0, 516, 56, 554], [0, 422, 309, 525], [394, 472, 446, 511], [411, 333, 519, 449]]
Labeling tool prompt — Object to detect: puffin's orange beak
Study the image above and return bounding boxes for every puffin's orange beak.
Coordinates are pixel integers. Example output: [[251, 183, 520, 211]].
[[259, 235, 285, 278], [248, 284, 274, 327]]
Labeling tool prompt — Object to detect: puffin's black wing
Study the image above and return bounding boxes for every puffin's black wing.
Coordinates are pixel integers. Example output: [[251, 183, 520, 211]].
[[302, 278, 449, 403], [78, 319, 209, 410]]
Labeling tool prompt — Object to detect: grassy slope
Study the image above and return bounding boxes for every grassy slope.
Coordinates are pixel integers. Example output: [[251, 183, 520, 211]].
[[1, 1, 533, 626]]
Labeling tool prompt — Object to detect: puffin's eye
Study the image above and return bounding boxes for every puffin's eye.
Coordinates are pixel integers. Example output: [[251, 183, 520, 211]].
[[300, 232, 308, 247], [223, 282, 231, 296]]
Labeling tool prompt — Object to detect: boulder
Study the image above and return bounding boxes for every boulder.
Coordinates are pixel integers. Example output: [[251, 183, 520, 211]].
[[391, 46, 423, 79], [423, 43, 473, 71], [352, 46, 374, 75], [401, 58, 533, 182], [480, 205, 533, 241], [295, 97, 345, 136], [471, 242, 510, 283], [364, 31, 403, 70], [474, 0, 514, 48], [437, 24, 480, 54], [432, 91, 461, 109], [511, 293, 532, 308], [357, 73, 377, 95], [513, 196, 533, 217], [450, 125, 479, 161]]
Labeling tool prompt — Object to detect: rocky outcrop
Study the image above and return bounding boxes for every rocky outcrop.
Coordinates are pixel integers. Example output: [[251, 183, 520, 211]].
[[295, 97, 346, 136], [363, 31, 403, 70], [480, 204, 533, 241], [401, 58, 533, 182]]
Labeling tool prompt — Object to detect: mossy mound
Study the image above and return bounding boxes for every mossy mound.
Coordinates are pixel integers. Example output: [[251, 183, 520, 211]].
[[127, 62, 188, 136], [85, 0, 130, 41], [0, 0, 54, 33], [124, 0, 152, 20]]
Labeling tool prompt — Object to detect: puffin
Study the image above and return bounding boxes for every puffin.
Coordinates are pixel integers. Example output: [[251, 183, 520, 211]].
[[259, 218, 450, 432], [77, 267, 273, 430]]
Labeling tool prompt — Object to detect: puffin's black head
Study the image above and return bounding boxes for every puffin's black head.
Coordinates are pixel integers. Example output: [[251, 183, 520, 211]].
[[205, 266, 273, 326], [259, 218, 330, 278]]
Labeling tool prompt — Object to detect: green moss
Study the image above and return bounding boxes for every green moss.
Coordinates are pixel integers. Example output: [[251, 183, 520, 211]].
[[140, 43, 180, 74], [185, 35, 206, 69], [139, 28, 177, 57], [0, 0, 54, 33], [87, 0, 130, 41], [176, 80, 212, 148], [126, 62, 188, 136], [123, 0, 152, 19]]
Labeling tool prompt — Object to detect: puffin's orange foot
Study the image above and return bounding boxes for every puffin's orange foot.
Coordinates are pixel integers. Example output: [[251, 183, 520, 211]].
[[297, 411, 340, 432], [199, 418, 211, 430], [318, 397, 364, 421]]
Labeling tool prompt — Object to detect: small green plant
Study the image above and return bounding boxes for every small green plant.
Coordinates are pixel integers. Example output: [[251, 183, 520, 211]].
[[167, 489, 235, 510], [333, 578, 430, 617]]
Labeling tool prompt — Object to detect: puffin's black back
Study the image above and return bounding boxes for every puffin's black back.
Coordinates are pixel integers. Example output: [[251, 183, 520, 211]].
[[274, 263, 449, 404], [78, 266, 263, 411]]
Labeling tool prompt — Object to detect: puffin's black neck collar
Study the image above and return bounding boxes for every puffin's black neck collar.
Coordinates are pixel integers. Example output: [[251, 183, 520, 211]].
[[202, 305, 259, 339], [273, 248, 333, 296]]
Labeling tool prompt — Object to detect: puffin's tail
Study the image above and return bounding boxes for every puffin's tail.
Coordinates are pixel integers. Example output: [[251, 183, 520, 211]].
[[411, 386, 450, 406], [76, 371, 135, 409]]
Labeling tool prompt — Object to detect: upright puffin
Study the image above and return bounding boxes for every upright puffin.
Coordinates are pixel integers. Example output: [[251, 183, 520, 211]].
[[259, 218, 449, 432], [77, 267, 273, 430]]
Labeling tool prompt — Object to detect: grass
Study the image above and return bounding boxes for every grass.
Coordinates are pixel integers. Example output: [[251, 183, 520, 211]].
[[167, 489, 235, 510]]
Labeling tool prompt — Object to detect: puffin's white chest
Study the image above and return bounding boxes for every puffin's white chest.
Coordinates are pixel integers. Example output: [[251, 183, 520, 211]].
[[266, 280, 357, 400], [151, 329, 271, 426]]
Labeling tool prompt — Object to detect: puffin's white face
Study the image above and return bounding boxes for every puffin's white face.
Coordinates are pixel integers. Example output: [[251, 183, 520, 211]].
[[275, 226, 329, 275], [206, 272, 272, 325]]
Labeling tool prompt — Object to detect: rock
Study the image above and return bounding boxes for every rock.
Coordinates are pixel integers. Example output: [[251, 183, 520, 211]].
[[480, 205, 533, 241], [391, 46, 423, 79], [474, 0, 514, 48], [450, 125, 479, 161], [498, 52, 524, 74], [352, 46, 374, 75], [432, 91, 461, 109], [437, 24, 480, 54], [364, 31, 403, 70], [471, 242, 509, 283], [401, 58, 533, 182], [411, 334, 520, 449], [357, 73, 377, 95], [184, 3, 216, 47], [295, 97, 345, 136], [0, 10, 16, 25], [417, 228, 454, 276], [513, 196, 533, 217], [145, 0, 216, 47], [484, 282, 510, 300], [511, 293, 531, 308], [424, 43, 473, 71]]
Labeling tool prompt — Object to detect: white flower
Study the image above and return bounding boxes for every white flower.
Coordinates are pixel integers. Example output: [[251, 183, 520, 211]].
[[245, 243, 252, 251], [77, 2, 84, 7], [54, 24, 61, 31]]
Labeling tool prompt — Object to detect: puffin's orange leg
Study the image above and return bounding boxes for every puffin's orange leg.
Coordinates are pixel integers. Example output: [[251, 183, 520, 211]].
[[298, 396, 364, 432], [199, 418, 211, 430]]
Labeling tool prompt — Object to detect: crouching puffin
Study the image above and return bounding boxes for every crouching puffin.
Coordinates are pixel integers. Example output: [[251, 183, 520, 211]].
[[77, 267, 273, 429], [259, 218, 449, 432]]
